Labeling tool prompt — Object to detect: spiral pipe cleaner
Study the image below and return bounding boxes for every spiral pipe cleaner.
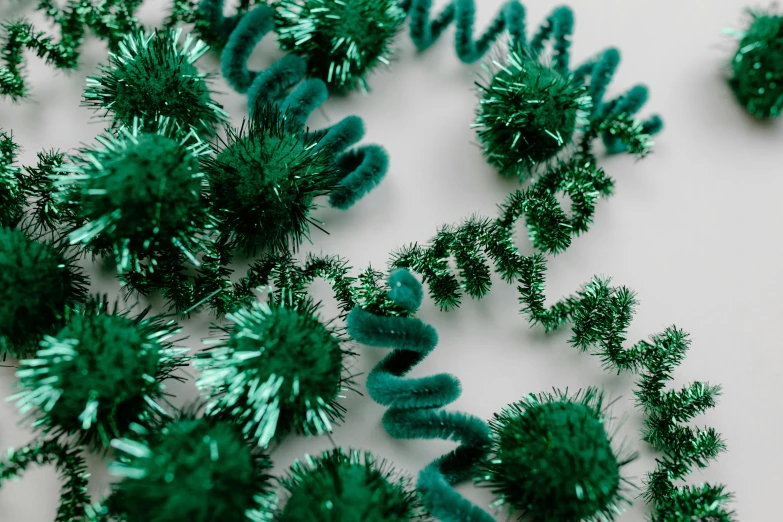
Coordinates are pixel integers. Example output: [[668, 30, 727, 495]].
[[347, 268, 494, 522]]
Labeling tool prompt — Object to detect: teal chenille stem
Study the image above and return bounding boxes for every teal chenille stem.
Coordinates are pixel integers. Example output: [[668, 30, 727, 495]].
[[347, 268, 493, 522], [199, 0, 387, 209]]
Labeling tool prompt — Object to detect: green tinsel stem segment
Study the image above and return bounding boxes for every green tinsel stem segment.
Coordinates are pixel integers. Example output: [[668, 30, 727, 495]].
[[0, 439, 91, 522], [347, 268, 494, 522]]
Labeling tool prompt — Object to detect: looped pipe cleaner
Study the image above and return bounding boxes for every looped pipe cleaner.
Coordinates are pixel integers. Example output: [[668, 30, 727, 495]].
[[347, 268, 494, 522], [201, 1, 388, 210]]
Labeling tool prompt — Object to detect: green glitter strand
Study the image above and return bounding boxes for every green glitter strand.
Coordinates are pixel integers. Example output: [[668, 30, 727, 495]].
[[0, 439, 91, 522], [0, 0, 143, 99], [0, 129, 24, 228], [347, 269, 494, 522]]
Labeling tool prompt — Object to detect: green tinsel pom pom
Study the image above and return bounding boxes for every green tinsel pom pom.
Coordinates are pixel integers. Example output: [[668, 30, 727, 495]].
[[105, 417, 275, 522], [729, 9, 783, 118], [475, 46, 589, 178], [83, 29, 228, 134], [0, 131, 25, 228], [203, 105, 340, 254], [275, 448, 421, 521], [0, 227, 88, 359], [274, 0, 406, 92], [11, 299, 188, 450], [57, 119, 215, 274], [195, 298, 351, 447], [481, 388, 634, 522]]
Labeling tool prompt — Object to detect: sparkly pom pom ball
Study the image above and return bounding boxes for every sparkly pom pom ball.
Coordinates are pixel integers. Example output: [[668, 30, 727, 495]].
[[195, 298, 350, 447], [729, 10, 783, 118], [106, 417, 274, 522], [12, 300, 187, 449], [274, 0, 406, 92], [83, 29, 227, 134], [0, 227, 88, 358], [275, 449, 420, 522], [475, 47, 589, 178], [481, 388, 634, 522]]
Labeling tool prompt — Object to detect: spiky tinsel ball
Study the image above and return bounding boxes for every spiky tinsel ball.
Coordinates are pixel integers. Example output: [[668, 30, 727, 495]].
[[480, 388, 634, 522], [0, 131, 24, 228], [83, 29, 227, 134], [106, 417, 274, 522], [274, 0, 406, 92], [11, 299, 188, 449], [194, 298, 350, 447], [203, 105, 339, 254], [57, 119, 214, 274], [275, 449, 421, 521], [475, 47, 589, 178], [0, 227, 88, 358], [729, 10, 783, 118]]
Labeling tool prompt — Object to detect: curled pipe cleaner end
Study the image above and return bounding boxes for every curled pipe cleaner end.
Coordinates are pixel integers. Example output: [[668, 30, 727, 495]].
[[220, 3, 276, 93], [347, 269, 494, 522]]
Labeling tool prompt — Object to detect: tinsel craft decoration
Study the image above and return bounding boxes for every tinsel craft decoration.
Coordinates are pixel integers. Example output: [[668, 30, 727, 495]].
[[194, 296, 354, 447], [727, 8, 783, 118], [274, 448, 422, 521], [9, 298, 189, 450], [347, 268, 495, 522]]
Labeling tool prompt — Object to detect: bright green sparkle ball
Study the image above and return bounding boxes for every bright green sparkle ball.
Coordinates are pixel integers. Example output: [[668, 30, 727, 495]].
[[106, 417, 274, 522], [195, 298, 349, 447], [729, 10, 783, 118], [58, 120, 213, 273], [481, 388, 633, 522], [12, 299, 187, 449], [476, 47, 588, 178], [275, 449, 420, 521], [0, 227, 88, 359], [274, 0, 406, 92], [83, 29, 227, 134]]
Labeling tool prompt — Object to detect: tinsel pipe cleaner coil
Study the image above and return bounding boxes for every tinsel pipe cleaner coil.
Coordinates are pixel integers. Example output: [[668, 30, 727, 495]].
[[347, 268, 494, 522], [200, 0, 388, 209]]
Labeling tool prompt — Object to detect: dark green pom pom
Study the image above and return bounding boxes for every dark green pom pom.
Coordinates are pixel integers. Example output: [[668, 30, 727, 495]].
[[83, 29, 228, 134], [481, 388, 634, 522], [203, 105, 340, 254], [475, 47, 588, 178], [274, 0, 406, 92], [58, 119, 215, 273], [729, 10, 783, 118], [11, 299, 188, 449], [0, 227, 88, 358], [275, 448, 421, 521], [106, 417, 275, 522], [195, 298, 351, 446]]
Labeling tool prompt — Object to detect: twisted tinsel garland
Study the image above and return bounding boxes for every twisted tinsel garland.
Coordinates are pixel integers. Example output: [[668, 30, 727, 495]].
[[347, 268, 494, 522]]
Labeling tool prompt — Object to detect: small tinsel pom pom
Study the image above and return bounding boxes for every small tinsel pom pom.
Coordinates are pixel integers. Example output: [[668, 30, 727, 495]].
[[105, 417, 275, 522], [480, 388, 635, 522], [194, 298, 351, 447], [475, 45, 589, 178], [274, 448, 421, 521], [729, 9, 783, 118], [274, 0, 406, 92], [0, 227, 88, 359], [83, 28, 228, 134], [10, 298, 188, 450]]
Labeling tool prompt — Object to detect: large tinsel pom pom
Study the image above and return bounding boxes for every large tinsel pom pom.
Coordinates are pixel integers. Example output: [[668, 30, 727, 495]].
[[729, 9, 783, 118], [83, 29, 228, 134], [105, 417, 274, 522], [11, 299, 188, 450], [195, 298, 350, 447], [56, 119, 215, 274], [475, 46, 589, 178], [275, 448, 421, 521], [480, 388, 635, 522], [203, 105, 340, 254], [0, 227, 88, 358], [274, 0, 406, 92]]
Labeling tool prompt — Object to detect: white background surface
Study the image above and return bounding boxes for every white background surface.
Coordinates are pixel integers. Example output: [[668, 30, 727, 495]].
[[0, 1, 779, 520]]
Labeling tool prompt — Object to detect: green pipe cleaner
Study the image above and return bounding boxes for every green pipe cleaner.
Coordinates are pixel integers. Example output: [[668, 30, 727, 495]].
[[346, 268, 494, 522]]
